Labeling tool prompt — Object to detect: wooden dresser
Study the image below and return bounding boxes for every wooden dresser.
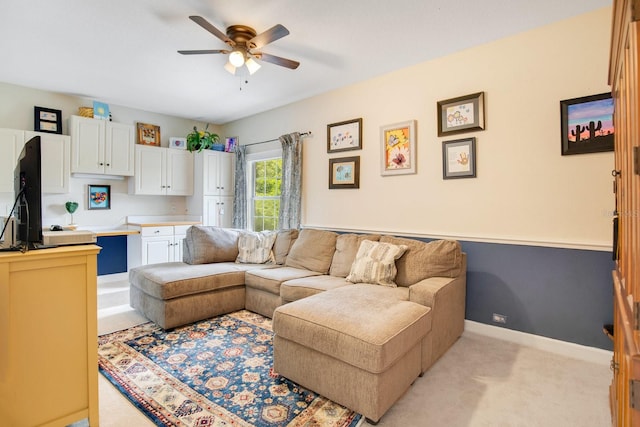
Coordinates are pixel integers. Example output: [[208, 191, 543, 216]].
[[0, 245, 101, 426], [610, 0, 640, 425]]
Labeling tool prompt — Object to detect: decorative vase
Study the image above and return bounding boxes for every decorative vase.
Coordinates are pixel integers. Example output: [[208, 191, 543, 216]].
[[65, 201, 79, 226]]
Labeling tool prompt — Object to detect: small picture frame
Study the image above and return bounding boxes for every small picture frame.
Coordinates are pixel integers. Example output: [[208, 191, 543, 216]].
[[137, 122, 161, 146], [93, 101, 110, 120], [560, 92, 614, 155], [380, 120, 417, 176], [329, 156, 360, 189], [327, 118, 362, 153], [88, 185, 111, 210], [169, 137, 186, 149], [443, 137, 477, 179], [225, 136, 237, 153], [34, 106, 62, 134], [437, 92, 485, 136]]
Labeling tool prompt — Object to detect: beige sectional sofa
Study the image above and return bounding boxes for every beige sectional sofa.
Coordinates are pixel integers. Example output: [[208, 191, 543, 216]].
[[129, 225, 467, 424]]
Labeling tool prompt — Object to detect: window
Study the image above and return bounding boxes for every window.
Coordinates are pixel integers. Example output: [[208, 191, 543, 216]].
[[251, 157, 282, 231]]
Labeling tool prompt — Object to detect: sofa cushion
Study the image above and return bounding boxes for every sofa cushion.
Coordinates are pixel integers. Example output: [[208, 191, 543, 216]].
[[285, 229, 337, 274], [129, 262, 253, 300], [280, 275, 351, 302], [379, 237, 463, 286], [183, 226, 241, 265], [346, 240, 408, 287], [273, 284, 430, 373], [236, 230, 277, 264], [272, 229, 299, 265], [245, 266, 322, 295], [329, 233, 381, 277]]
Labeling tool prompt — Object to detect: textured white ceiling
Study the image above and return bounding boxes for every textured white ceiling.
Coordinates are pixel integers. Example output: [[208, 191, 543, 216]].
[[0, 0, 610, 124]]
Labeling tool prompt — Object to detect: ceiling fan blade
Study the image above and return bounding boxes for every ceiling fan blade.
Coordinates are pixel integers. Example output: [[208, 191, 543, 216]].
[[189, 15, 234, 46], [256, 52, 300, 69], [178, 49, 229, 55], [249, 24, 289, 49], [178, 49, 230, 55]]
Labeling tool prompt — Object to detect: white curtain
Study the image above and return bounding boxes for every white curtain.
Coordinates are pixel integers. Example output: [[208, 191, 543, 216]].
[[278, 132, 302, 229], [232, 145, 247, 229]]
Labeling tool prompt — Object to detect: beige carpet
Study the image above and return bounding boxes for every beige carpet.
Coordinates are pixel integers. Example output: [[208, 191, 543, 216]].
[[97, 277, 611, 427]]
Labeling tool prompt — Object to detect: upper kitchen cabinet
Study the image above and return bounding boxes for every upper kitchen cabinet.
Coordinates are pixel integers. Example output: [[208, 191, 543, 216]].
[[69, 115, 134, 176]]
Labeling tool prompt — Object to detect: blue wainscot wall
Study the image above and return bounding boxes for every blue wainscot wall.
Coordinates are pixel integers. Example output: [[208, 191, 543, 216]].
[[461, 240, 614, 350]]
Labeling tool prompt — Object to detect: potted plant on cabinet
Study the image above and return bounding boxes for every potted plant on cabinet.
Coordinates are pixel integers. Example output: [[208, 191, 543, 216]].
[[186, 125, 220, 152]]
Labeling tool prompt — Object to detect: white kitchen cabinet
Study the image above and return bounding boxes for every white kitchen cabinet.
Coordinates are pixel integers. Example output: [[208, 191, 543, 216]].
[[202, 150, 234, 196], [187, 150, 234, 226], [127, 224, 191, 268], [69, 115, 134, 176], [25, 131, 70, 194], [0, 129, 25, 193], [0, 129, 69, 194], [130, 145, 194, 196], [203, 196, 234, 228]]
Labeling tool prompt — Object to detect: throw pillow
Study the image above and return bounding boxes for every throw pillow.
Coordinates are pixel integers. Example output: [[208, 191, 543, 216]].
[[346, 240, 408, 287], [285, 228, 338, 273], [236, 231, 277, 264]]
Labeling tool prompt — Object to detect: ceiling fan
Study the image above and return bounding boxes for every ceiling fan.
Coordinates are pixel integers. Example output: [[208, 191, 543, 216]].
[[178, 16, 300, 75]]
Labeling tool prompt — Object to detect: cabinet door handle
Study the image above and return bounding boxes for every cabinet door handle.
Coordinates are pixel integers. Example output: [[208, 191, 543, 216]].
[[99, 162, 104, 166], [154, 230, 160, 234], [106, 163, 110, 166]]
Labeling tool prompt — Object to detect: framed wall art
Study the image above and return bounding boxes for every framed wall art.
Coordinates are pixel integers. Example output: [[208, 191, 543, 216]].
[[137, 122, 161, 146], [88, 184, 111, 210], [560, 92, 614, 155], [380, 120, 417, 176], [329, 156, 360, 189], [437, 92, 485, 136], [225, 136, 237, 153], [34, 106, 62, 134], [327, 118, 362, 153], [442, 137, 476, 179], [169, 137, 186, 149]]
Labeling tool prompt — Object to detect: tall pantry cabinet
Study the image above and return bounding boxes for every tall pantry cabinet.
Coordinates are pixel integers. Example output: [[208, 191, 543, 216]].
[[187, 150, 235, 227], [609, 0, 640, 425]]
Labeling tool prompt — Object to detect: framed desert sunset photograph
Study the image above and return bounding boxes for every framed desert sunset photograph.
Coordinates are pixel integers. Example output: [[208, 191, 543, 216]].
[[560, 92, 614, 155]]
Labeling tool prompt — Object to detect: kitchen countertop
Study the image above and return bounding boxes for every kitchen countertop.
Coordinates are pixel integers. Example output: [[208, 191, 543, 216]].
[[126, 215, 202, 228]]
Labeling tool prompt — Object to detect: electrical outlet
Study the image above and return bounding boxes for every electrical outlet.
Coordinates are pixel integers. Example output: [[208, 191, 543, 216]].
[[492, 313, 507, 324]]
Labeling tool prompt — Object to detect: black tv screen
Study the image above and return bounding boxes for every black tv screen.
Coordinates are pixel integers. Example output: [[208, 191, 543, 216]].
[[14, 135, 43, 248]]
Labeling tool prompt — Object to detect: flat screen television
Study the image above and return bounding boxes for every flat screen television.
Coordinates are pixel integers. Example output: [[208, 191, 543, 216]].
[[13, 135, 43, 249]]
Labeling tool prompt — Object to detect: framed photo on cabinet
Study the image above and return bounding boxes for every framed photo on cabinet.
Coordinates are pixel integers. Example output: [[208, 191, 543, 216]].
[[34, 106, 62, 134], [137, 122, 161, 146]]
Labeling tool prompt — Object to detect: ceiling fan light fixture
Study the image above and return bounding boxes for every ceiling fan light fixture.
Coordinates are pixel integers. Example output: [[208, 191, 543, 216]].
[[224, 61, 237, 75], [229, 49, 245, 67], [245, 57, 261, 75]]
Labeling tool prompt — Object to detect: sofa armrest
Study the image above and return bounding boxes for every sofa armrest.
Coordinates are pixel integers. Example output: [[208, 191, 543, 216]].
[[408, 269, 466, 368]]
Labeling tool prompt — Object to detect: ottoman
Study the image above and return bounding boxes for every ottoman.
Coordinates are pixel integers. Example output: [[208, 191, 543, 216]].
[[129, 262, 257, 329], [272, 284, 431, 424]]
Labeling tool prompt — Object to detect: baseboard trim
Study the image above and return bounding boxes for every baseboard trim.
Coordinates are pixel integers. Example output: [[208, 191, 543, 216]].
[[464, 320, 612, 365], [97, 272, 128, 284]]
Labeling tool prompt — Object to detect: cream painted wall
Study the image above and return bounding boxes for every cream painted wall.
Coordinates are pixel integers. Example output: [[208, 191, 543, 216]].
[[0, 82, 222, 227], [223, 7, 614, 249]]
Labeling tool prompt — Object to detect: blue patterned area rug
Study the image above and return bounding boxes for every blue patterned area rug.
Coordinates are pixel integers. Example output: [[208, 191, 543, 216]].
[[98, 310, 362, 427]]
